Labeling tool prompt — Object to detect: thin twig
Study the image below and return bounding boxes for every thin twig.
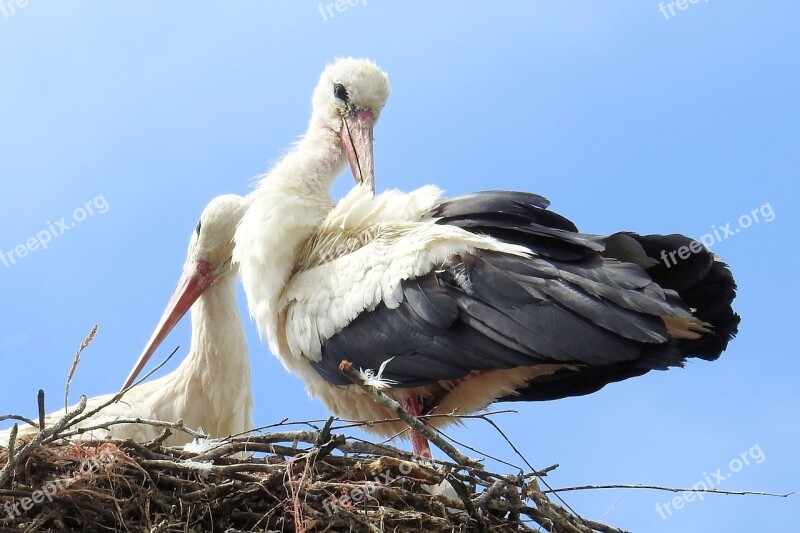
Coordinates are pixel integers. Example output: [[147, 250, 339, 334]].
[[0, 415, 37, 428], [58, 346, 181, 437], [546, 483, 793, 498], [56, 417, 208, 441], [37, 389, 46, 431], [5, 424, 17, 461], [338, 360, 479, 467]]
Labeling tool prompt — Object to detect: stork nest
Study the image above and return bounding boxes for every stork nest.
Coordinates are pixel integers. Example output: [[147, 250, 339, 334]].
[[0, 418, 630, 533]]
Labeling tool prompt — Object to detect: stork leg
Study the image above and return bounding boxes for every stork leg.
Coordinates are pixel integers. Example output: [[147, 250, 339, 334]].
[[401, 395, 432, 459]]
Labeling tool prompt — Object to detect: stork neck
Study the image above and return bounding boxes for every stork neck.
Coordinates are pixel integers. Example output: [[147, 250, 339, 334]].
[[178, 272, 247, 381], [267, 125, 347, 196], [234, 125, 344, 356], [251, 124, 346, 289]]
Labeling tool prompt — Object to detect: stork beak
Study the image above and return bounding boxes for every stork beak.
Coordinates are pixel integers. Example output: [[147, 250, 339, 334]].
[[120, 259, 217, 390], [340, 109, 375, 192]]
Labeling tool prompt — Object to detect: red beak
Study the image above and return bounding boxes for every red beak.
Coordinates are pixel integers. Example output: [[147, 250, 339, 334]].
[[120, 259, 217, 390], [340, 109, 375, 191]]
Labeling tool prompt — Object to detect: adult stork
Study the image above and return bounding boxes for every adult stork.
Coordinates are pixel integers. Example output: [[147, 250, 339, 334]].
[[236, 59, 739, 458], [290, 186, 739, 456], [234, 58, 389, 415], [2, 195, 252, 447]]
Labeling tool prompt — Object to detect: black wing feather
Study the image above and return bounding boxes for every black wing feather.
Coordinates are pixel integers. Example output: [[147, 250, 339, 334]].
[[313, 191, 740, 402]]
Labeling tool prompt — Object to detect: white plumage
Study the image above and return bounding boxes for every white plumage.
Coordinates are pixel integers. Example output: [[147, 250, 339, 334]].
[[282, 185, 530, 361], [234, 58, 441, 438]]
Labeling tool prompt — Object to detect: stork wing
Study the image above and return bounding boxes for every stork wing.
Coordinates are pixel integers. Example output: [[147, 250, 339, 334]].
[[282, 190, 738, 400]]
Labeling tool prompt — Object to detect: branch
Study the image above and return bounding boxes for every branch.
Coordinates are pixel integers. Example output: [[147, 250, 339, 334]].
[[338, 360, 479, 467], [0, 415, 37, 428], [5, 424, 17, 461], [55, 417, 209, 442], [37, 389, 46, 431], [546, 483, 794, 498]]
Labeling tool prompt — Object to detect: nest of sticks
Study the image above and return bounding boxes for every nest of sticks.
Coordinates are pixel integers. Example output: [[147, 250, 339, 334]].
[[0, 330, 625, 532], [3, 329, 782, 531], [1, 414, 631, 533]]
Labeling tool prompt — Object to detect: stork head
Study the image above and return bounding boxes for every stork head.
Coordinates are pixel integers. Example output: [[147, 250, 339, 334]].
[[311, 57, 390, 191], [121, 194, 248, 390]]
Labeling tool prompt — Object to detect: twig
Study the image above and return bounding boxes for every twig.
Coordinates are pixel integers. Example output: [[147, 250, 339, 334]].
[[546, 483, 793, 498], [471, 409, 583, 520], [5, 424, 17, 461], [474, 477, 508, 507], [58, 346, 180, 437], [338, 360, 479, 467], [65, 325, 97, 412], [37, 389, 45, 431], [150, 428, 173, 447], [55, 417, 208, 441], [0, 415, 37, 428], [581, 518, 631, 533]]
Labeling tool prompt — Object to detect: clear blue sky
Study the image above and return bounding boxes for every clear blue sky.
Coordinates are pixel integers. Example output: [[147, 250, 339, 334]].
[[1, 2, 797, 531]]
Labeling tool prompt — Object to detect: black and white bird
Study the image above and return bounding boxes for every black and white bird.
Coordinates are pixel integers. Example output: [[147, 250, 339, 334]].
[[235, 58, 739, 458]]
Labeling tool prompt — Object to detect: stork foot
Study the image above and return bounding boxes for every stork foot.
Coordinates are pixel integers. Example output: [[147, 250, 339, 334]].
[[410, 428, 433, 461], [401, 396, 433, 462]]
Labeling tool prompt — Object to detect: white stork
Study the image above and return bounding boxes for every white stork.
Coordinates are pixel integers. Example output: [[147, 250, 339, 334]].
[[286, 186, 740, 457], [235, 59, 739, 458], [234, 57, 390, 420], [2, 195, 252, 447]]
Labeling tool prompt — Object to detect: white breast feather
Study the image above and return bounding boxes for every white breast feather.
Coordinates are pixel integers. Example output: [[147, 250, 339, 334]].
[[279, 188, 531, 362]]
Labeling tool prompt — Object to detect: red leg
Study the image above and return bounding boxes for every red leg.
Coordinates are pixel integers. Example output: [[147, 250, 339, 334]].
[[401, 395, 432, 460]]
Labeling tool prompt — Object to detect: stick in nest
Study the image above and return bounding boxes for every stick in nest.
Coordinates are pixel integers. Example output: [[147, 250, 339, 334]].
[[338, 359, 479, 467]]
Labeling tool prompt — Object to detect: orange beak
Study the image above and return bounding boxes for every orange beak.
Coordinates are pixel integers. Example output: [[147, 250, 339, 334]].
[[120, 259, 217, 390], [340, 109, 375, 191]]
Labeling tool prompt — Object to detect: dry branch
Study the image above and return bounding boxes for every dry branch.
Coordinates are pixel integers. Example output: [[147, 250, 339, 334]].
[[338, 359, 478, 467]]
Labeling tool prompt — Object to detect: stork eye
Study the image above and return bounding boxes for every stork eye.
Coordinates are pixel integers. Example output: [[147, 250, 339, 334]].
[[195, 220, 202, 235], [333, 83, 349, 102]]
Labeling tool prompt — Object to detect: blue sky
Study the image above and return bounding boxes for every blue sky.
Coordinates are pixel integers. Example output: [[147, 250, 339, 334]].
[[1, 2, 797, 531]]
